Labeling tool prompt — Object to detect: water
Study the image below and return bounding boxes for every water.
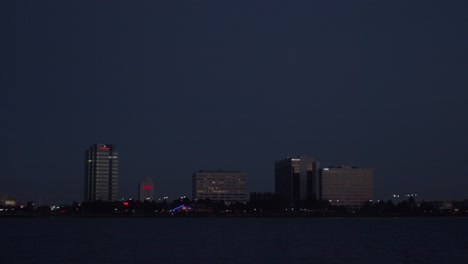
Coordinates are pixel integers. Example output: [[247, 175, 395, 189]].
[[0, 217, 466, 263]]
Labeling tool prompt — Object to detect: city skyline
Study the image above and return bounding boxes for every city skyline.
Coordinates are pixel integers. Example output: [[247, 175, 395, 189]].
[[0, 142, 464, 204], [0, 143, 466, 204], [2, 1, 468, 204]]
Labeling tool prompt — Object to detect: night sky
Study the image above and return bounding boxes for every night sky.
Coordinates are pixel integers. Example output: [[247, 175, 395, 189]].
[[2, 1, 467, 204]]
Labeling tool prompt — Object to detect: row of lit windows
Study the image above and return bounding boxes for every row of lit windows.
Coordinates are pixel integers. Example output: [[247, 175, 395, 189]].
[[197, 195, 246, 199], [194, 177, 245, 180], [196, 193, 245, 195], [323, 178, 372, 182], [90, 156, 118, 159], [197, 190, 244, 193], [195, 181, 246, 185], [322, 174, 372, 178], [194, 180, 245, 183], [196, 185, 245, 188], [196, 190, 245, 193], [196, 179, 245, 182]]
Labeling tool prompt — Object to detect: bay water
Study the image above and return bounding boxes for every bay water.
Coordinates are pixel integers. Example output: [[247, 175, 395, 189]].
[[1, 217, 466, 263]]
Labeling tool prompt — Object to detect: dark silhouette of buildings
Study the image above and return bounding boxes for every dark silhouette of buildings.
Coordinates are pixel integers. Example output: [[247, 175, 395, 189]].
[[250, 192, 276, 202], [84, 144, 118, 201], [274, 156, 320, 207]]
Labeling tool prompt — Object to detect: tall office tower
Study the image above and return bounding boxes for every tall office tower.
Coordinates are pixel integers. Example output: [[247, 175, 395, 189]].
[[275, 156, 320, 206], [138, 178, 155, 201], [84, 144, 118, 201], [320, 166, 373, 209], [192, 170, 247, 204]]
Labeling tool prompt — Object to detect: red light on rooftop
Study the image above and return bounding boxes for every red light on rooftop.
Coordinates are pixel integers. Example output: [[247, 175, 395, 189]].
[[141, 185, 153, 190], [123, 202, 129, 206], [99, 146, 110, 151]]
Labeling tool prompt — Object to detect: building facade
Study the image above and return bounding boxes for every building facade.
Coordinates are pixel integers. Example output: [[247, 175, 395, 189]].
[[138, 178, 155, 201], [320, 166, 373, 209], [192, 170, 247, 204], [84, 144, 118, 201], [274, 156, 320, 206], [250, 192, 276, 202]]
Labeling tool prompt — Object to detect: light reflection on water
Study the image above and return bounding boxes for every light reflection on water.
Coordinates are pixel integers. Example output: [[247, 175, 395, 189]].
[[1, 217, 466, 264]]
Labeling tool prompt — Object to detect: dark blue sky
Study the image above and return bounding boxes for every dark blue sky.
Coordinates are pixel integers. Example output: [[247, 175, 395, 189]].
[[1, 1, 467, 204]]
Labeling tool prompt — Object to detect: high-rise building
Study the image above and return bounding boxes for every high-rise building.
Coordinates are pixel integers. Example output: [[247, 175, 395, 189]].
[[84, 144, 118, 201], [320, 166, 373, 209], [138, 178, 155, 201], [192, 170, 247, 204], [274, 156, 320, 206]]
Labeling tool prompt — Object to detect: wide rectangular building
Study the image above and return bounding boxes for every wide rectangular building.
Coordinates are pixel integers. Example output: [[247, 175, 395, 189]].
[[192, 170, 247, 204], [84, 144, 118, 201], [275, 156, 320, 207], [320, 166, 373, 209]]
